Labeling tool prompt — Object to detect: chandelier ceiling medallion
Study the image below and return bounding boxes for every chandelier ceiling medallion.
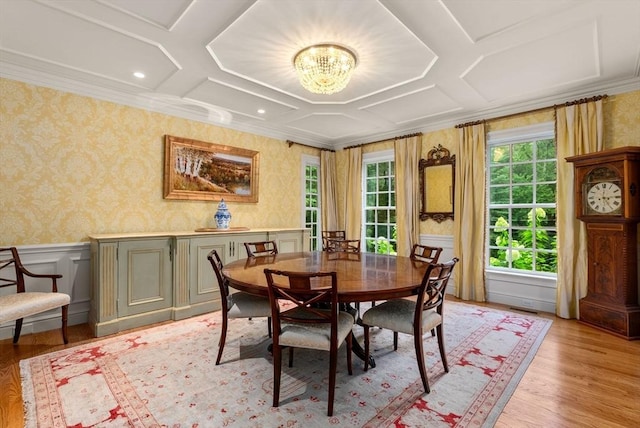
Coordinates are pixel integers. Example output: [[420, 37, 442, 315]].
[[293, 44, 357, 95]]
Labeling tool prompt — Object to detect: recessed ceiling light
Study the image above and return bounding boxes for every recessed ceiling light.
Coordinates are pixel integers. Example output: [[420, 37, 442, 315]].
[[257, 109, 265, 114], [133, 71, 145, 79]]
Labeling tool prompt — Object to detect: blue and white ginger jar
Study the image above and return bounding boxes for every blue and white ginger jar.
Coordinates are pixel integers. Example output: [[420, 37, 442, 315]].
[[214, 199, 232, 229]]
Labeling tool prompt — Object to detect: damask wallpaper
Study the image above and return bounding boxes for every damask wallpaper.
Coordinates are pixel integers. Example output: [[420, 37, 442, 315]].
[[0, 78, 317, 245], [1, 78, 638, 247]]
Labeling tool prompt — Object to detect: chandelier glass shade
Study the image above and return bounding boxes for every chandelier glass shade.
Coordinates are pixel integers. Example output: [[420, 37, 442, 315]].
[[293, 44, 357, 95]]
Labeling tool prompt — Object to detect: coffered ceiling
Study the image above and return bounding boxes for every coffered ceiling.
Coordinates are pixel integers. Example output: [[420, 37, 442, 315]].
[[1, 0, 639, 150]]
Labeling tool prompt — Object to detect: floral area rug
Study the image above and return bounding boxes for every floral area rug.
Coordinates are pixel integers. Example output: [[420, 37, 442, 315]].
[[21, 301, 552, 427]]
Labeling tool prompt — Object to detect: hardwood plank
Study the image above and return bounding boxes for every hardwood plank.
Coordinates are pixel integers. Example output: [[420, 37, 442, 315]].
[[1, 301, 639, 427]]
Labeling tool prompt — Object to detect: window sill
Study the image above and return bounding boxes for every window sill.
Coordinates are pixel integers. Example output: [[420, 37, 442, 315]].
[[486, 269, 557, 289]]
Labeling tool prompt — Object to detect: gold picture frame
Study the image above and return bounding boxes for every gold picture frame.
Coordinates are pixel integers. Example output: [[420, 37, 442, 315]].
[[419, 144, 455, 222], [164, 135, 259, 202]]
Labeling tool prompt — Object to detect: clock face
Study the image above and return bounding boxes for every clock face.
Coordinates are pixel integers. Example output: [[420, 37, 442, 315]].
[[586, 181, 622, 214]]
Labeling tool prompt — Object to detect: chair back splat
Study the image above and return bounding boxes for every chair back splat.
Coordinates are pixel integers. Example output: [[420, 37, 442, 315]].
[[361, 257, 459, 393], [244, 240, 278, 257], [207, 249, 272, 365], [325, 238, 361, 253], [321, 230, 345, 251], [0, 247, 70, 344], [264, 268, 354, 416], [410, 244, 443, 264]]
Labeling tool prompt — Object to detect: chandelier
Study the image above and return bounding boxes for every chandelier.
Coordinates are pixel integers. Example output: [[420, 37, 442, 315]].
[[293, 44, 357, 95]]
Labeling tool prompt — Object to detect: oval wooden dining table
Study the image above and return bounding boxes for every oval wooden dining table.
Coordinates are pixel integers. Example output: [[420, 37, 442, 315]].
[[223, 251, 431, 367]]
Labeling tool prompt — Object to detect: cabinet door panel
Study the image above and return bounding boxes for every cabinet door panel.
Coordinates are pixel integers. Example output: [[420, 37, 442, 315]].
[[118, 239, 172, 317], [189, 238, 228, 305]]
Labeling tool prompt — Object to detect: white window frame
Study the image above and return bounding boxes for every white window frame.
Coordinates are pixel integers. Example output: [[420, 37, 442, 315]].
[[485, 122, 557, 279], [362, 149, 396, 254], [301, 154, 321, 251]]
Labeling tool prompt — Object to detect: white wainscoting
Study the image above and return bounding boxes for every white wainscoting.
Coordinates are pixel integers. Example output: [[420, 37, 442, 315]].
[[419, 234, 557, 314], [0, 237, 558, 340], [0, 243, 91, 341]]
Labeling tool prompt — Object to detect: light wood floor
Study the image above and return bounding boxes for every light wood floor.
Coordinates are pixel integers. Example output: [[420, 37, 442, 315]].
[[1, 300, 639, 427]]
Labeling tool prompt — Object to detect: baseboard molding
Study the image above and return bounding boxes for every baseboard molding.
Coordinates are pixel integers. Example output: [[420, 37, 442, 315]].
[[486, 290, 556, 314]]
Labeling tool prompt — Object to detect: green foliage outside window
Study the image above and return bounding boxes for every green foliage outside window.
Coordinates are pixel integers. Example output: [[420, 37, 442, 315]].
[[487, 137, 557, 274], [364, 159, 397, 255], [489, 208, 557, 273], [365, 225, 397, 255]]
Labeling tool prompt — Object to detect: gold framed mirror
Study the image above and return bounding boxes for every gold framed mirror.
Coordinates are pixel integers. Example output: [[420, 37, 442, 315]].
[[419, 144, 455, 222]]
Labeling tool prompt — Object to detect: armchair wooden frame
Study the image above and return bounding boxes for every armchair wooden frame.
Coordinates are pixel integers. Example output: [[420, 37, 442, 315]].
[[0, 247, 70, 344]]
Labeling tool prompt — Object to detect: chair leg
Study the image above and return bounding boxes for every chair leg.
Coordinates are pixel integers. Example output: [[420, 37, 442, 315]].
[[436, 324, 448, 372], [414, 331, 430, 393], [431, 328, 436, 337], [272, 344, 282, 408], [327, 344, 338, 416], [216, 312, 228, 365], [267, 316, 272, 338], [288, 347, 294, 367], [363, 325, 370, 371], [12, 318, 23, 344], [393, 331, 398, 350], [61, 305, 69, 344], [346, 333, 353, 375]]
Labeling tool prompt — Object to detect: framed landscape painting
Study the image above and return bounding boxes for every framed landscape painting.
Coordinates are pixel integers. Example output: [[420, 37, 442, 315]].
[[164, 135, 259, 202]]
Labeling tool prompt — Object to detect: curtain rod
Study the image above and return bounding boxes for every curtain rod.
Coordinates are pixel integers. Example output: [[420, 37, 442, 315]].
[[343, 132, 423, 150], [455, 94, 608, 128], [286, 139, 334, 152]]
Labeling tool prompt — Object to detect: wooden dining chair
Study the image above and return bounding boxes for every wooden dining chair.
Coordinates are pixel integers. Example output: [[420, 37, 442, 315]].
[[244, 240, 278, 257], [0, 247, 70, 344], [264, 268, 354, 416], [361, 257, 459, 393], [207, 249, 272, 365], [321, 230, 346, 251]]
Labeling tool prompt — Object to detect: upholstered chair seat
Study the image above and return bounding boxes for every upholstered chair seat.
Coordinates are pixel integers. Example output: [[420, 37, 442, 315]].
[[227, 291, 273, 318], [278, 308, 354, 350], [361, 299, 441, 336], [0, 292, 70, 325]]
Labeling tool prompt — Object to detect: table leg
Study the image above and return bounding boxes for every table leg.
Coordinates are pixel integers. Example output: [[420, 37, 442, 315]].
[[343, 303, 376, 368]]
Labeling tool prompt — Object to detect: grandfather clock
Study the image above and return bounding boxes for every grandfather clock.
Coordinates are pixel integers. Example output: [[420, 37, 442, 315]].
[[566, 146, 640, 340]]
